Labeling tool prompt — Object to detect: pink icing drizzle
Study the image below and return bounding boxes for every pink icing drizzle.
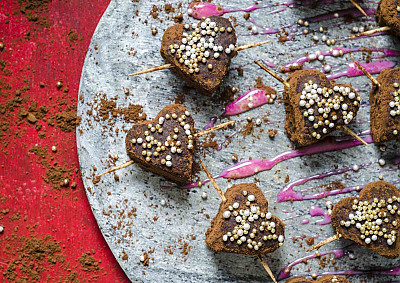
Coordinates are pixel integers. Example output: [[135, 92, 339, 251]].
[[309, 205, 331, 225], [277, 248, 346, 280], [327, 60, 396, 80], [223, 88, 275, 116], [183, 135, 374, 188]]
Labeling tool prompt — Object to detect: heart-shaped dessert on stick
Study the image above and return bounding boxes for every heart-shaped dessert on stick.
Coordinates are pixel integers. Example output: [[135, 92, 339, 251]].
[[255, 61, 365, 147], [200, 162, 284, 283], [125, 104, 196, 185], [377, 0, 400, 37], [128, 16, 270, 95], [285, 275, 349, 283], [349, 0, 397, 39], [309, 181, 400, 259], [351, 60, 400, 143], [160, 16, 237, 95], [97, 104, 234, 185], [206, 182, 285, 255], [370, 67, 400, 143]]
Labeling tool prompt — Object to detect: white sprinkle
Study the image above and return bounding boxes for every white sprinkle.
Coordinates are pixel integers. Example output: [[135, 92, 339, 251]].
[[233, 202, 239, 209], [137, 138, 143, 144], [378, 159, 386, 166], [223, 211, 231, 218], [214, 52, 220, 59], [243, 223, 250, 230], [248, 195, 255, 202], [388, 239, 393, 245], [166, 161, 172, 167], [255, 118, 262, 126], [323, 65, 331, 73], [278, 235, 284, 242], [140, 255, 145, 262], [160, 199, 166, 206], [266, 212, 272, 219], [352, 165, 359, 172], [365, 238, 371, 244], [0, 226, 3, 233], [201, 192, 208, 200], [223, 235, 228, 241]]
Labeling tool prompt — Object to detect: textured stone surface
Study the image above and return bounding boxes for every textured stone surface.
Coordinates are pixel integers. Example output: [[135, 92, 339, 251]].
[[77, 0, 400, 282]]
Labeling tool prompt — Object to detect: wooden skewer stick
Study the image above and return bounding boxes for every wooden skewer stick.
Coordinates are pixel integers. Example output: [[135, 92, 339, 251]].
[[257, 255, 278, 283], [254, 61, 290, 88], [200, 162, 277, 283], [349, 0, 368, 17], [348, 26, 391, 40], [195, 120, 235, 138], [307, 234, 341, 252], [97, 160, 134, 177], [128, 64, 173, 77], [199, 160, 226, 202], [350, 58, 381, 87], [128, 40, 270, 77], [235, 40, 270, 52], [342, 126, 369, 146]]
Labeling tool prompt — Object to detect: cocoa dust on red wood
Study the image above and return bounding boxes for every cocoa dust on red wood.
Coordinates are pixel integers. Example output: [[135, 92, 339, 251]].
[[4, 234, 64, 282]]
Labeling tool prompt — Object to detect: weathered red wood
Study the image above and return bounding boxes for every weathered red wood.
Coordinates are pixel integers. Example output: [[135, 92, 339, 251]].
[[0, 0, 129, 281]]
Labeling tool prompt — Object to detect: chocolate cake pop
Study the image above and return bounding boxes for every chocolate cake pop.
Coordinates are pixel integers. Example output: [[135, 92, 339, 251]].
[[200, 162, 284, 283], [128, 16, 269, 95], [285, 275, 350, 283], [309, 181, 400, 259], [255, 62, 364, 147], [370, 67, 400, 143], [97, 104, 234, 185], [377, 0, 400, 37], [350, 59, 400, 143], [206, 183, 285, 256]]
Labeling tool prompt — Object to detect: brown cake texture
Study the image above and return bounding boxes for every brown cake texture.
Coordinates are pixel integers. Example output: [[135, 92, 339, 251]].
[[125, 104, 195, 185], [283, 70, 361, 147], [160, 16, 237, 95], [377, 0, 400, 37], [206, 183, 285, 256], [285, 275, 349, 283], [331, 181, 400, 258], [370, 67, 400, 143]]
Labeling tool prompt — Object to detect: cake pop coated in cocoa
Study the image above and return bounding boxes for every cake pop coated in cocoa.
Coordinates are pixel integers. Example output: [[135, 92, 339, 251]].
[[125, 104, 195, 185], [206, 183, 285, 256], [370, 67, 400, 143], [377, 0, 400, 37], [331, 181, 400, 259], [160, 16, 237, 95], [283, 70, 361, 147]]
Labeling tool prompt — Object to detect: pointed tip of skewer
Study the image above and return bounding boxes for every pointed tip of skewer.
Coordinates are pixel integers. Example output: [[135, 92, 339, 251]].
[[254, 61, 290, 88], [349, 0, 368, 17], [348, 26, 391, 40], [342, 126, 370, 146], [257, 255, 278, 283], [195, 120, 235, 138], [235, 40, 270, 52], [307, 234, 341, 252], [97, 160, 135, 178], [349, 57, 381, 88], [127, 63, 173, 77]]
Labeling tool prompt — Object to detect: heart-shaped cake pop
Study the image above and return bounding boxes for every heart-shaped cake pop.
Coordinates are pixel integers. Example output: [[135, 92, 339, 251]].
[[331, 181, 400, 258], [283, 70, 361, 147], [370, 67, 400, 143], [285, 275, 349, 283], [125, 104, 195, 185], [206, 183, 285, 255], [160, 16, 237, 96], [377, 0, 400, 37]]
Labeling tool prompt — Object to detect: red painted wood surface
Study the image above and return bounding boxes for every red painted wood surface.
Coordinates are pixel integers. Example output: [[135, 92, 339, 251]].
[[0, 0, 129, 281]]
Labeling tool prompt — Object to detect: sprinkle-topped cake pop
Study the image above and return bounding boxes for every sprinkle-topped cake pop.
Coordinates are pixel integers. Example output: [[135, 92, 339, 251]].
[[377, 0, 400, 37], [283, 70, 361, 147], [331, 181, 400, 258], [125, 104, 196, 185], [161, 16, 237, 95], [370, 67, 400, 143], [206, 183, 285, 255]]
